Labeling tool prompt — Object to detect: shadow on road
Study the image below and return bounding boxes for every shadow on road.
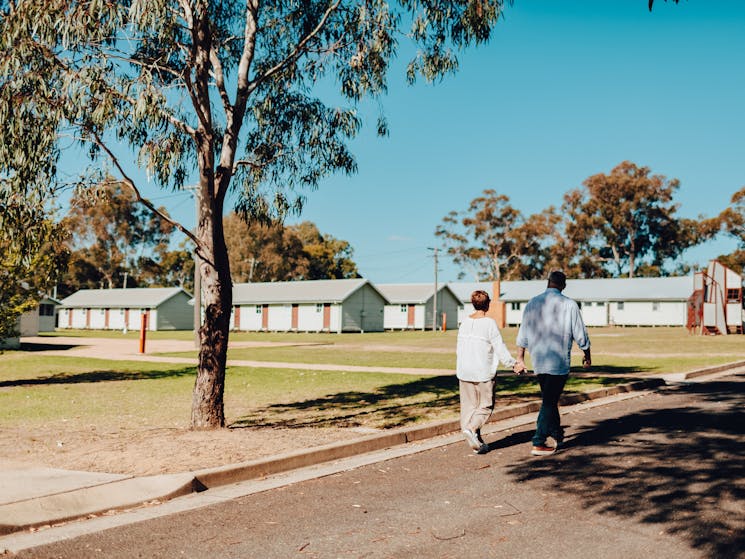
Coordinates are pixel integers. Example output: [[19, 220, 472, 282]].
[[505, 377, 745, 558]]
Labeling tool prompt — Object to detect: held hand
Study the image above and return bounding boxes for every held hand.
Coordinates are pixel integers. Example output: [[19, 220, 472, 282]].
[[512, 361, 527, 375], [582, 357, 591, 369]]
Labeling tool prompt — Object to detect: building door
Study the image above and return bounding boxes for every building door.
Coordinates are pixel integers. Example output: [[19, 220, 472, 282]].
[[323, 303, 331, 330], [234, 305, 241, 330], [407, 304, 415, 328], [261, 305, 269, 329], [291, 304, 299, 330], [104, 309, 110, 328], [85, 309, 91, 328]]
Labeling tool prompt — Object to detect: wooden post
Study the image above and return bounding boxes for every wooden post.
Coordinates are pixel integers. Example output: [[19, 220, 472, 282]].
[[139, 312, 148, 353]]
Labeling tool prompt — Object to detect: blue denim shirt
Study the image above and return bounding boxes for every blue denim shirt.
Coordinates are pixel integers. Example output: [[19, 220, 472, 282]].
[[516, 288, 590, 375]]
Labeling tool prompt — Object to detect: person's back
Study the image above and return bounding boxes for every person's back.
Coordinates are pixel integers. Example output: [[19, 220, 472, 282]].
[[517, 288, 588, 375], [516, 271, 590, 456]]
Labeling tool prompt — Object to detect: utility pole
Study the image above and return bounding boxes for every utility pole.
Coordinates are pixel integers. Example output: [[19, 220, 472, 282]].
[[428, 247, 439, 332]]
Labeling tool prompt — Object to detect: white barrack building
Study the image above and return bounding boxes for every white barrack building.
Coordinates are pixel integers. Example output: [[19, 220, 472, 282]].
[[450, 276, 696, 327], [376, 283, 460, 330], [58, 287, 193, 331], [230, 279, 387, 333]]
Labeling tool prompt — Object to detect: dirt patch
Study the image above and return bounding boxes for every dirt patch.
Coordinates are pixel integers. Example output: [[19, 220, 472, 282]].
[[0, 425, 354, 476]]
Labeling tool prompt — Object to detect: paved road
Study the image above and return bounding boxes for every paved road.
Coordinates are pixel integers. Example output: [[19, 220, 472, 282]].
[[14, 374, 744, 559]]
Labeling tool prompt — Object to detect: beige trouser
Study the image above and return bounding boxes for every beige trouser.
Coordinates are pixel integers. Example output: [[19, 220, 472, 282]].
[[459, 379, 495, 432]]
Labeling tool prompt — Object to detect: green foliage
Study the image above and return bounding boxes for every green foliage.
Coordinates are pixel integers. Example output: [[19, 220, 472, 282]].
[[436, 162, 725, 280], [0, 195, 69, 340], [224, 215, 359, 282], [57, 178, 177, 295]]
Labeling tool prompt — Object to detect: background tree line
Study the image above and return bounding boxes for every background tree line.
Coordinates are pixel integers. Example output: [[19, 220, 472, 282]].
[[437, 161, 745, 281], [53, 179, 359, 298]]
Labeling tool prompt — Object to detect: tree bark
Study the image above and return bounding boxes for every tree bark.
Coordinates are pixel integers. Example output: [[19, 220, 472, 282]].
[[190, 187, 232, 428]]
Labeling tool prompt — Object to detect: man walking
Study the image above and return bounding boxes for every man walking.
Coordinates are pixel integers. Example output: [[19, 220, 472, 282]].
[[516, 271, 591, 456]]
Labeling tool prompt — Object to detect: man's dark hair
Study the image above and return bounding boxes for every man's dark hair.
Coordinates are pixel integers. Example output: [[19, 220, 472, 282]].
[[547, 270, 567, 289], [471, 290, 491, 311]]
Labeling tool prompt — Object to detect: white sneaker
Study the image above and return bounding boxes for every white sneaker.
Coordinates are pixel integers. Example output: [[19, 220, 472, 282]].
[[462, 429, 481, 451]]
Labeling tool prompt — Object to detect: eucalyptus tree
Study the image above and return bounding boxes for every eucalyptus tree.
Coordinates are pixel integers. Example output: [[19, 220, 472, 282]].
[[435, 189, 528, 281], [566, 161, 698, 278], [1, 0, 509, 427]]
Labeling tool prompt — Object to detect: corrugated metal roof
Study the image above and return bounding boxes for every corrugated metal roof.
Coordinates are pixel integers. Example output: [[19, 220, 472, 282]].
[[447, 282, 496, 303], [59, 287, 188, 308], [376, 283, 457, 304], [232, 279, 385, 304], [449, 276, 694, 303]]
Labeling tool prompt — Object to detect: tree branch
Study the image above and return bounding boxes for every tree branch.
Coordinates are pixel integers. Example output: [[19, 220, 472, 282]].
[[247, 0, 343, 94], [210, 46, 233, 121], [87, 129, 211, 264]]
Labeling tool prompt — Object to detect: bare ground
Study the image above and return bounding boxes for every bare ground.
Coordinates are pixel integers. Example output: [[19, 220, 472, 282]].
[[0, 423, 366, 476]]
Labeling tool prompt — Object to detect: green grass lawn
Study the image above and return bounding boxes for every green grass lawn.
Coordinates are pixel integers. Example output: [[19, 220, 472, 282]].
[[10, 326, 742, 433], [0, 353, 634, 431]]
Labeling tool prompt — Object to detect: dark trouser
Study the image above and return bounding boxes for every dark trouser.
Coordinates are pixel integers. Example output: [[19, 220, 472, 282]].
[[532, 374, 568, 446]]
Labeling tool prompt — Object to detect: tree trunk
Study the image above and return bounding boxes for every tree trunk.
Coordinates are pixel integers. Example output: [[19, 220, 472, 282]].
[[190, 186, 232, 429]]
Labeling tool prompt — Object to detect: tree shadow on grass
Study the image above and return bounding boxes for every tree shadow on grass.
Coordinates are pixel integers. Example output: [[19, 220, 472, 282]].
[[231, 375, 630, 430], [505, 377, 745, 558], [571, 364, 654, 375], [0, 366, 197, 387], [19, 342, 81, 352]]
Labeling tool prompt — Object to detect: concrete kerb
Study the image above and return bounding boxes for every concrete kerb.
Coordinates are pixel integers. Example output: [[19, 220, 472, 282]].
[[681, 359, 745, 380], [0, 474, 198, 536], [4, 364, 739, 537]]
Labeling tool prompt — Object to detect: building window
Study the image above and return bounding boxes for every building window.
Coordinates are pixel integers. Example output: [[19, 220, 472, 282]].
[[597, 302, 604, 307], [652, 302, 660, 311], [510, 302, 520, 311], [39, 304, 54, 316], [617, 302, 624, 310], [256, 305, 262, 314], [726, 288, 741, 302], [400, 304, 408, 312], [316, 303, 323, 313]]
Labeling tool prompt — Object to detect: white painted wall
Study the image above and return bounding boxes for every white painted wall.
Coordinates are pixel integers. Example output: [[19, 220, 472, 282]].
[[298, 304, 325, 331], [608, 301, 686, 326], [384, 304, 408, 329], [232, 305, 264, 331], [580, 302, 608, 327], [267, 304, 292, 331], [329, 304, 342, 333]]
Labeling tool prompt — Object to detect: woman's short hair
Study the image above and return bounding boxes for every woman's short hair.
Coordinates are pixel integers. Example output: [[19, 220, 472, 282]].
[[471, 290, 491, 312]]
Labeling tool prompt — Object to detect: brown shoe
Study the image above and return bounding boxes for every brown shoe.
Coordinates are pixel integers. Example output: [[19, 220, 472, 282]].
[[531, 444, 556, 456]]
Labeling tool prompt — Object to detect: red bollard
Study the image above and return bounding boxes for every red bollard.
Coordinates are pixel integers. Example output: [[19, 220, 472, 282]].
[[139, 312, 148, 353]]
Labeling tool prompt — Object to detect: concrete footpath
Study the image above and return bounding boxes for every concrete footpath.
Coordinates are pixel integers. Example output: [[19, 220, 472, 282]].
[[1, 359, 744, 556]]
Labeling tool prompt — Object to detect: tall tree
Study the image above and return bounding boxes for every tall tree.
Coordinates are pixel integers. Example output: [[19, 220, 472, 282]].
[[289, 221, 360, 280], [436, 190, 528, 281], [1, 0, 509, 427], [224, 213, 310, 283], [568, 161, 698, 278], [61, 179, 175, 293]]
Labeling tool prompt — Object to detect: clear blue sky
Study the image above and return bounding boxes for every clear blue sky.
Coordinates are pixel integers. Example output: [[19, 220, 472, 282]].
[[294, 0, 745, 283], [64, 0, 745, 284]]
